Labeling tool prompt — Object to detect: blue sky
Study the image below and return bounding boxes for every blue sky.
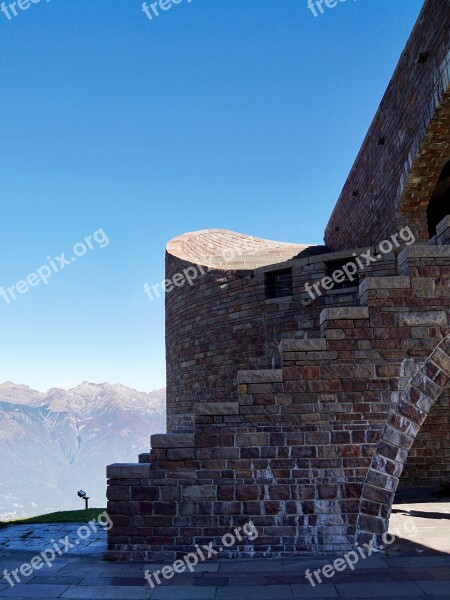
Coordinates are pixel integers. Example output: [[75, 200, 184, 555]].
[[0, 0, 424, 393]]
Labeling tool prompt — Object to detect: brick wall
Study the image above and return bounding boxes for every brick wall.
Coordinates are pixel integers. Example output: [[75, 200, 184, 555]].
[[325, 0, 450, 250], [106, 0, 450, 559], [399, 387, 450, 493], [107, 235, 450, 559], [165, 241, 396, 432]]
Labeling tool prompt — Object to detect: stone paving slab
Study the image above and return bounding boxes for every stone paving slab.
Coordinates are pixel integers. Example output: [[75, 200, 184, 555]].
[[0, 502, 450, 598], [335, 581, 425, 597], [215, 585, 294, 599], [290, 585, 339, 598], [151, 586, 216, 600], [61, 586, 152, 599], [0, 583, 70, 597], [416, 581, 450, 595], [0, 523, 107, 556]]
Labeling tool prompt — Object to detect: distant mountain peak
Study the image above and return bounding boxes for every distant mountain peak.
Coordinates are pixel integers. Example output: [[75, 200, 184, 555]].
[[0, 381, 166, 413], [0, 382, 166, 520], [1, 380, 31, 388]]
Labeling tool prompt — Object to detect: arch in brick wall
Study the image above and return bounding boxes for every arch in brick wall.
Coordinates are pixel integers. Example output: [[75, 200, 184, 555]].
[[356, 335, 450, 546], [396, 87, 450, 240]]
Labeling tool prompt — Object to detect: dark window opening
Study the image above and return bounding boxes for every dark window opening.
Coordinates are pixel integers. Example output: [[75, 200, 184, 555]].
[[265, 268, 293, 299], [326, 259, 360, 290], [427, 161, 450, 238]]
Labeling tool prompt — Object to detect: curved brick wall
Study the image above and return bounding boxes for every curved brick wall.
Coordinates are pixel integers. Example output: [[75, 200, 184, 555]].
[[325, 0, 450, 250], [106, 0, 450, 561], [165, 229, 378, 433], [165, 230, 317, 432]]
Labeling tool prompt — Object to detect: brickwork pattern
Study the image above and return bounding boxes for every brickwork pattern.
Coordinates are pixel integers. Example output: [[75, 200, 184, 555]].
[[165, 235, 403, 433], [106, 0, 450, 561], [325, 0, 450, 250], [399, 386, 450, 492], [108, 240, 450, 560]]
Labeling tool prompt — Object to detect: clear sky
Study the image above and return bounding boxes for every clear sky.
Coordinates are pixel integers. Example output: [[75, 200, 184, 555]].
[[0, 0, 424, 393]]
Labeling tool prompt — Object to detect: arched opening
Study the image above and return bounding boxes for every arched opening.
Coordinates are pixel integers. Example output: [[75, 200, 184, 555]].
[[427, 161, 450, 238], [398, 385, 450, 498], [356, 337, 450, 546], [395, 89, 450, 242]]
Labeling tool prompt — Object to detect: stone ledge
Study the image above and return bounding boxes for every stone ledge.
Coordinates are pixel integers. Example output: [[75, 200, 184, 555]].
[[359, 277, 411, 294], [151, 433, 195, 448], [280, 338, 327, 352], [107, 463, 150, 479], [237, 369, 283, 384], [398, 245, 450, 262], [195, 402, 240, 415], [398, 311, 448, 327], [320, 307, 369, 325]]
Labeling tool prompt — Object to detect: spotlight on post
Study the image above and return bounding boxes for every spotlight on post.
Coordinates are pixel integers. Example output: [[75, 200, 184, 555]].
[[77, 490, 90, 510]]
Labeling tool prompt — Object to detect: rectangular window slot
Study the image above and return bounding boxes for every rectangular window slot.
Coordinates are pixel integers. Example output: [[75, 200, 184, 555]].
[[265, 268, 293, 299], [326, 259, 359, 290]]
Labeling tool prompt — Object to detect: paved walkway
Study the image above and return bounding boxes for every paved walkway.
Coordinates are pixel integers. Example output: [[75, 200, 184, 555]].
[[0, 523, 106, 555], [0, 500, 448, 599]]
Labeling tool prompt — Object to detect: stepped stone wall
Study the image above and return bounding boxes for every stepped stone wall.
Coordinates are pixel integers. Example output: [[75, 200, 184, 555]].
[[107, 0, 450, 560]]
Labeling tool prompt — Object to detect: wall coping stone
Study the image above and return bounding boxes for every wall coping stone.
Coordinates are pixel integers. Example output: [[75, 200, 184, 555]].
[[398, 245, 450, 263], [359, 277, 411, 295], [151, 433, 196, 448], [107, 463, 150, 479], [398, 311, 448, 327], [320, 307, 369, 325]]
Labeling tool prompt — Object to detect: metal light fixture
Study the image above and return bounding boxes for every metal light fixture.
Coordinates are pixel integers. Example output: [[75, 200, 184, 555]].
[[77, 490, 90, 510]]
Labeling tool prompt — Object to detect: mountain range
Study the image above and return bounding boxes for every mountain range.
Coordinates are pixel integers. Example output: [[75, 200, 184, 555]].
[[0, 381, 166, 520]]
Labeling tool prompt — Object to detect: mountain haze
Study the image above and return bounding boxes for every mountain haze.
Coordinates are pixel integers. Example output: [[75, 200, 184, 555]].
[[0, 381, 166, 520]]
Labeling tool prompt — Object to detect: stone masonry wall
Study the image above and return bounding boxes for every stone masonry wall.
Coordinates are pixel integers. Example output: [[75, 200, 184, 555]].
[[165, 243, 402, 433], [106, 0, 450, 559], [107, 231, 450, 560], [325, 0, 450, 250]]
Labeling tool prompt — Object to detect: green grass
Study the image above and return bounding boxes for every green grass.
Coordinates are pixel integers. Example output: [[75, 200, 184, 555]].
[[0, 508, 107, 528]]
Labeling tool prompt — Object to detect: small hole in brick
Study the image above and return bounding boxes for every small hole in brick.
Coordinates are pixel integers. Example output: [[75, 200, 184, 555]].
[[378, 137, 385, 146], [352, 190, 359, 197], [334, 226, 340, 232], [416, 51, 428, 64]]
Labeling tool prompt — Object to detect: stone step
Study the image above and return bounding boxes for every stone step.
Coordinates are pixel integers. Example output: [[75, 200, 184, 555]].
[[320, 306, 370, 325], [151, 432, 195, 448], [106, 463, 150, 479], [138, 453, 151, 463]]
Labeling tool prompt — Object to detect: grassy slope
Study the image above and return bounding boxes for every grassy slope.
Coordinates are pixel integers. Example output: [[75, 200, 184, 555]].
[[0, 508, 107, 528]]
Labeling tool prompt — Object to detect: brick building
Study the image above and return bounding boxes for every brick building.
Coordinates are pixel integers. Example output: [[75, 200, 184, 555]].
[[107, 0, 450, 560]]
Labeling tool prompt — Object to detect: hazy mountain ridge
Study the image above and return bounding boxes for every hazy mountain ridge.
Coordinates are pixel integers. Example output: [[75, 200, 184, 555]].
[[0, 381, 166, 520]]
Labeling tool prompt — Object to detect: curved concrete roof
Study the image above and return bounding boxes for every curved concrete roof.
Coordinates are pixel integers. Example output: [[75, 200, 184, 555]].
[[166, 229, 314, 270]]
